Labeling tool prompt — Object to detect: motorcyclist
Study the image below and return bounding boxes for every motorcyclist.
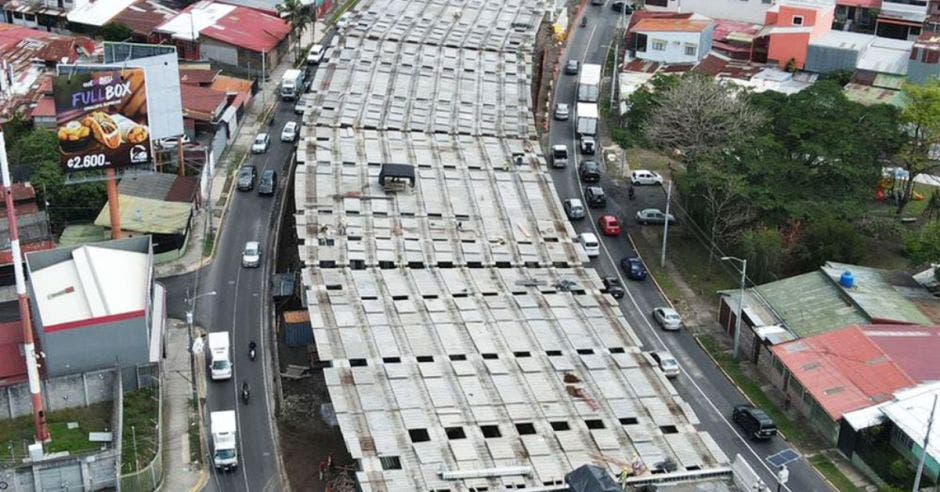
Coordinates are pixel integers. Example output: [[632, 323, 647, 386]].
[[628, 186, 635, 201], [581, 16, 587, 27], [249, 341, 257, 360], [241, 382, 250, 403]]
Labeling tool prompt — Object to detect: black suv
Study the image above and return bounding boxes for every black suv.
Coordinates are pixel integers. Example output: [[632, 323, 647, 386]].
[[564, 59, 579, 75], [579, 161, 601, 182], [237, 165, 257, 191], [258, 169, 277, 196], [585, 186, 606, 208], [602, 277, 624, 299], [732, 404, 777, 440]]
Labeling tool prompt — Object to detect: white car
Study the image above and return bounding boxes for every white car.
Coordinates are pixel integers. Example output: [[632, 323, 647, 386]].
[[653, 307, 682, 331], [281, 122, 298, 142], [650, 351, 680, 378], [251, 133, 270, 154], [631, 169, 664, 185], [337, 12, 352, 31], [307, 44, 325, 64], [579, 232, 600, 257], [242, 241, 261, 268]]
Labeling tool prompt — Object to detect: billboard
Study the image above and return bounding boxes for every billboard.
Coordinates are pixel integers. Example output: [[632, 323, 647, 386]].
[[54, 69, 152, 173], [104, 43, 184, 140]]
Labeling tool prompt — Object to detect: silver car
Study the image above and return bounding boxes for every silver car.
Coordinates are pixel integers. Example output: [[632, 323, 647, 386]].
[[242, 241, 261, 268], [653, 307, 682, 331], [554, 103, 570, 120], [563, 198, 586, 220], [651, 351, 679, 378], [636, 208, 676, 225]]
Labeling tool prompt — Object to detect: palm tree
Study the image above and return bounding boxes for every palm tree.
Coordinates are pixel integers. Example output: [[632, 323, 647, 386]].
[[277, 0, 316, 60]]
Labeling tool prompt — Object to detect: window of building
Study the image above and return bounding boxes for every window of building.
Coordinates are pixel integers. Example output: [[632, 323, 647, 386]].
[[646, 0, 668, 6], [793, 16, 804, 25], [684, 44, 697, 56], [651, 39, 666, 51]]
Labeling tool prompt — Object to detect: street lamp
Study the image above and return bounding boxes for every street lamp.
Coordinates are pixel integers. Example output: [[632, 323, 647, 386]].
[[186, 290, 218, 327], [721, 256, 747, 360]]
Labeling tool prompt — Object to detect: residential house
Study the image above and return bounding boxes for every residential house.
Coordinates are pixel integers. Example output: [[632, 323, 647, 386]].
[[878, 0, 929, 40], [1, 0, 74, 32], [66, 0, 138, 33], [26, 236, 165, 387], [834, 0, 880, 32], [805, 31, 913, 75], [0, 320, 26, 386], [630, 13, 715, 65], [843, 383, 940, 483], [108, 0, 178, 44], [757, 0, 836, 70], [154, 1, 290, 77], [642, 0, 780, 24], [768, 324, 940, 443], [908, 32, 940, 82], [0, 183, 55, 286]]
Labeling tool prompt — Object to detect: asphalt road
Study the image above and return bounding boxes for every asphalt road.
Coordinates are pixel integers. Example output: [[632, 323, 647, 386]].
[[551, 4, 833, 491], [163, 92, 302, 491]]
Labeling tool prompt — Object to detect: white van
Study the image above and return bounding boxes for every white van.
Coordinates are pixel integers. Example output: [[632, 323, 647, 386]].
[[579, 232, 600, 257], [307, 44, 325, 64], [551, 144, 569, 168]]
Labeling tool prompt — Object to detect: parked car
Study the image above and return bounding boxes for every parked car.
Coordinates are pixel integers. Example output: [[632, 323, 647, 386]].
[[580, 136, 596, 155], [237, 165, 257, 191], [564, 59, 579, 75], [564, 198, 586, 220], [635, 208, 676, 225], [579, 232, 600, 257], [158, 134, 191, 149], [281, 122, 298, 142], [251, 133, 270, 153], [732, 405, 778, 440], [585, 186, 606, 208], [650, 351, 679, 378], [258, 170, 277, 196], [337, 12, 353, 31], [307, 44, 325, 64], [598, 215, 621, 236], [579, 160, 601, 182], [631, 169, 663, 185], [551, 144, 569, 169], [611, 1, 633, 13], [602, 277, 624, 299], [653, 307, 682, 331], [242, 241, 261, 268], [591, 0, 604, 5], [620, 256, 647, 280], [554, 103, 570, 120], [294, 98, 307, 114]]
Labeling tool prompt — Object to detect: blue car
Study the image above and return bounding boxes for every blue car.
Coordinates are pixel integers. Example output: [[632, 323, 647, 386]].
[[621, 257, 647, 280]]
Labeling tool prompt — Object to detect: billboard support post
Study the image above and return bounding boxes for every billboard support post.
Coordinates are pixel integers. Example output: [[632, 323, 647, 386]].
[[0, 131, 50, 444], [106, 168, 122, 239], [177, 141, 185, 177]]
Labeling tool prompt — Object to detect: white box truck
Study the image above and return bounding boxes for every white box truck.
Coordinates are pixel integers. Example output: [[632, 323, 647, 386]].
[[280, 69, 305, 100], [578, 63, 602, 103], [211, 410, 238, 471], [208, 332, 232, 381], [576, 103, 599, 137]]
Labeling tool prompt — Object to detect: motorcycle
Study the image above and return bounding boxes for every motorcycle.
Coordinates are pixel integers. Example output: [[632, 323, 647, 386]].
[[581, 17, 587, 27], [628, 186, 635, 201], [241, 382, 250, 404], [249, 341, 257, 361]]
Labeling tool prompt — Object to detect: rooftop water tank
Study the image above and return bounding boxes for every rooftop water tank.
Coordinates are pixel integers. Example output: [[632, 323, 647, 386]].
[[840, 271, 855, 289]]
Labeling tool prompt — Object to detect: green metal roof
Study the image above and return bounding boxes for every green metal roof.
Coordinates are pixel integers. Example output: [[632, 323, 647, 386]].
[[823, 262, 932, 326], [57, 224, 110, 247], [754, 271, 869, 338], [94, 194, 192, 235]]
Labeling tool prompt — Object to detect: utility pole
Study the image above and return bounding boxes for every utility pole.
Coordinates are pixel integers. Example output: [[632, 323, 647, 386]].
[[660, 181, 672, 267], [0, 131, 50, 443], [913, 394, 938, 491], [721, 256, 748, 360]]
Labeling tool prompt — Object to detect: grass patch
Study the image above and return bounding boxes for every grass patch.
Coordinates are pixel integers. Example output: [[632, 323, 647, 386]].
[[631, 228, 736, 301], [203, 229, 216, 257], [188, 396, 202, 466], [624, 147, 678, 175], [121, 387, 159, 473], [697, 334, 810, 445], [0, 402, 111, 462], [809, 454, 864, 492]]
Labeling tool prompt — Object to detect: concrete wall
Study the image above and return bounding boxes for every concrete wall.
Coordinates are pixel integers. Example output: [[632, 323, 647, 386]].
[[201, 38, 239, 67], [40, 316, 150, 378], [0, 368, 116, 420]]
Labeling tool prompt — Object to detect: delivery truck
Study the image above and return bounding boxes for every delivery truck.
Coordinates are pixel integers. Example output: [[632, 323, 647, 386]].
[[578, 63, 601, 103], [211, 410, 238, 471], [576, 102, 599, 137], [280, 69, 305, 100], [208, 332, 232, 381]]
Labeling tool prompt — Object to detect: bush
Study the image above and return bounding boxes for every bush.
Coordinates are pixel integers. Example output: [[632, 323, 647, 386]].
[[889, 459, 910, 482], [794, 216, 865, 270], [738, 227, 787, 283], [854, 214, 906, 242], [905, 221, 940, 266]]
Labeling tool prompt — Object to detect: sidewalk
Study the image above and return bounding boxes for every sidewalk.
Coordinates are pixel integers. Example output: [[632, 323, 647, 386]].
[[155, 23, 322, 279], [160, 319, 207, 492]]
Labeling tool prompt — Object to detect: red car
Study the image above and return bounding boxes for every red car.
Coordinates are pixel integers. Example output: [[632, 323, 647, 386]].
[[598, 215, 621, 236]]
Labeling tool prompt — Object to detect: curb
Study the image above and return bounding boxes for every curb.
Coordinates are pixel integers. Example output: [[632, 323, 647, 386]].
[[623, 231, 676, 310], [188, 467, 209, 492]]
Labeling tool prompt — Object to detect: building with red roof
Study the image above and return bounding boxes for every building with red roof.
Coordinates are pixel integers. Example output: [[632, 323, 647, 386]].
[[0, 319, 27, 386], [155, 1, 290, 77], [110, 0, 179, 44], [770, 324, 940, 444]]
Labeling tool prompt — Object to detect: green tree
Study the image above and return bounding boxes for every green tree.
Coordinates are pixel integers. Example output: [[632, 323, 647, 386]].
[[277, 0, 316, 60], [6, 129, 106, 230], [794, 216, 865, 270], [678, 164, 754, 262], [623, 73, 679, 146], [905, 221, 940, 265], [738, 227, 787, 283], [99, 23, 134, 42], [893, 81, 940, 214]]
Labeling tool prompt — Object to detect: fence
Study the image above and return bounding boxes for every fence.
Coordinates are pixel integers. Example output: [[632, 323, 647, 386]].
[[119, 366, 164, 492]]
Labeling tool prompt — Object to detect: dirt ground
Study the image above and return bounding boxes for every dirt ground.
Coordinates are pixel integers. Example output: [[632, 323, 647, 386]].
[[273, 175, 355, 492]]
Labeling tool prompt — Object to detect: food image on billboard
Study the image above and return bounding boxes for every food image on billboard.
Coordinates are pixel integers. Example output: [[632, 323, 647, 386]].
[[54, 69, 152, 172]]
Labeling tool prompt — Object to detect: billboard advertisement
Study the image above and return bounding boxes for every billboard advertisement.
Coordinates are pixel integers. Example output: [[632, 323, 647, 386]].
[[104, 43, 184, 140], [54, 69, 152, 173]]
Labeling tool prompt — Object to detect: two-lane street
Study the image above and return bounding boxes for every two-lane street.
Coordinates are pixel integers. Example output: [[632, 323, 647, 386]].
[[548, 3, 832, 491]]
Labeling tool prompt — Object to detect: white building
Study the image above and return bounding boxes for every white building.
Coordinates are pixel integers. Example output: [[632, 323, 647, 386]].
[[644, 0, 776, 24], [631, 14, 715, 65]]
